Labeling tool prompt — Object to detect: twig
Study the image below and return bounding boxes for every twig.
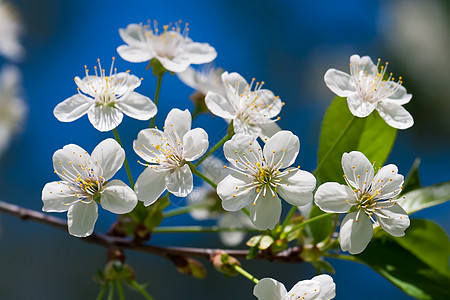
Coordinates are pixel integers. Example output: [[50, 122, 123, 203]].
[[0, 200, 304, 263]]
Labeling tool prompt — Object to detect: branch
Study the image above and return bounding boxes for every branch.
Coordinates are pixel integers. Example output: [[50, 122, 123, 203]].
[[0, 200, 303, 263]]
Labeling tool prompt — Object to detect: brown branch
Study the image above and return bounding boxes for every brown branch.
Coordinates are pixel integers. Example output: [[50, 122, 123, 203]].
[[0, 200, 303, 263]]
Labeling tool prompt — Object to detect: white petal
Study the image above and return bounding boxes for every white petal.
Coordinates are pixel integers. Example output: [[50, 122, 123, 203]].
[[116, 92, 157, 120], [371, 164, 404, 200], [135, 167, 168, 206], [42, 181, 78, 212], [223, 134, 262, 171], [205, 91, 237, 119], [312, 274, 336, 300], [347, 93, 376, 117], [232, 117, 261, 138], [67, 201, 98, 237], [184, 42, 217, 64], [164, 108, 191, 138], [117, 45, 153, 63], [53, 144, 92, 182], [314, 182, 355, 213], [248, 193, 282, 230], [350, 54, 378, 74], [217, 173, 255, 211], [254, 89, 283, 118], [376, 102, 414, 129], [263, 130, 299, 168], [218, 211, 250, 247], [324, 68, 355, 97], [375, 205, 410, 237], [87, 105, 123, 132], [177, 67, 198, 90], [53, 94, 93, 122], [133, 128, 165, 163], [277, 169, 316, 206], [288, 280, 321, 299], [383, 84, 412, 105], [118, 24, 148, 46], [221, 71, 248, 96], [113, 73, 142, 93], [101, 180, 138, 214], [91, 138, 124, 181], [183, 128, 209, 161], [253, 278, 287, 300], [165, 164, 193, 197], [157, 56, 190, 73], [339, 211, 373, 254], [341, 151, 374, 191], [259, 122, 281, 141]]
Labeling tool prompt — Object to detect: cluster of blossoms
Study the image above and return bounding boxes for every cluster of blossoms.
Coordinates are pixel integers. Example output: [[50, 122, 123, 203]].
[[41, 19, 416, 298]]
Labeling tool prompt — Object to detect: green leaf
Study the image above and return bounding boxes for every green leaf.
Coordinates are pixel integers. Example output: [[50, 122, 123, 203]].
[[316, 97, 364, 184], [402, 158, 422, 194], [356, 235, 450, 300], [316, 97, 397, 184], [398, 181, 450, 215], [308, 205, 333, 244], [246, 235, 263, 247], [395, 219, 449, 276], [356, 113, 397, 170], [258, 235, 275, 250]]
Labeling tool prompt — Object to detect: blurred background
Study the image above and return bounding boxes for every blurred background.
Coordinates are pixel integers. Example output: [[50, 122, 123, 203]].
[[0, 0, 449, 299]]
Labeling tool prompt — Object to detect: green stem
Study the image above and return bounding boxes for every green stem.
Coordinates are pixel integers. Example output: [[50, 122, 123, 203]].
[[116, 281, 125, 300], [96, 283, 109, 300], [129, 280, 155, 300], [162, 203, 209, 218], [286, 213, 334, 234], [112, 128, 134, 189], [324, 253, 358, 262], [152, 226, 262, 234], [187, 162, 217, 189], [107, 281, 115, 300], [233, 265, 259, 284], [279, 206, 297, 234], [195, 129, 233, 167], [150, 73, 164, 128], [315, 116, 356, 174], [242, 207, 250, 217]]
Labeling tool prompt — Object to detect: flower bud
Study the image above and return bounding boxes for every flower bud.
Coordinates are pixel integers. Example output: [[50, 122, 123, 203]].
[[210, 251, 241, 277]]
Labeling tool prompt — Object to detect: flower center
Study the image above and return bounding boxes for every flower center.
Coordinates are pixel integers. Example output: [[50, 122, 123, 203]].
[[143, 21, 189, 59], [232, 78, 282, 127], [75, 175, 103, 197], [357, 192, 379, 209], [155, 143, 185, 169], [81, 57, 132, 106], [350, 59, 403, 103]]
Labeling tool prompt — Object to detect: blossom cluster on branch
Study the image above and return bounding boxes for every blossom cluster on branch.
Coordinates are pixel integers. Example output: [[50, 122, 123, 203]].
[[0, 15, 444, 300]]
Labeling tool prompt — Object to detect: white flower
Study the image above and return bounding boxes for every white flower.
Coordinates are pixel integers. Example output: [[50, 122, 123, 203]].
[[177, 64, 226, 97], [54, 58, 157, 132], [117, 21, 217, 73], [134, 108, 209, 206], [324, 54, 413, 129], [42, 139, 138, 237], [187, 156, 254, 246], [217, 131, 316, 230], [314, 151, 410, 254], [253, 274, 336, 300], [0, 0, 24, 61], [205, 72, 283, 140], [0, 65, 26, 155]]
